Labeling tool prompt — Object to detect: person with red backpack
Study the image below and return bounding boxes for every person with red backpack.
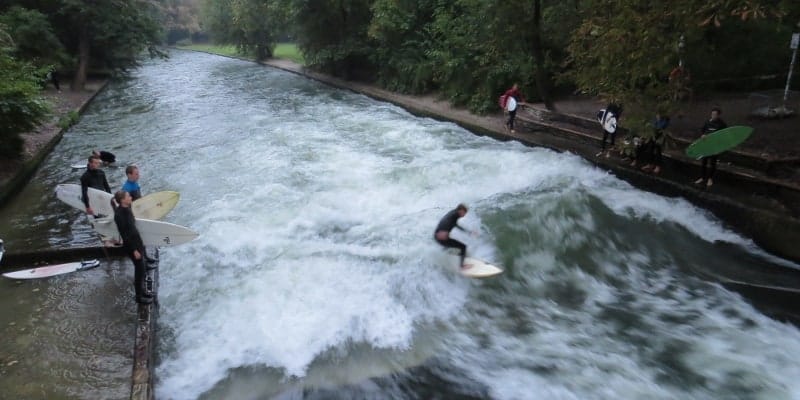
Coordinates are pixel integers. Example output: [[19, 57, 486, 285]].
[[500, 84, 526, 133]]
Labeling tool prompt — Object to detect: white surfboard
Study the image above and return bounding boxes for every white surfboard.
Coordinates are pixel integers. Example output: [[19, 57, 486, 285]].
[[55, 183, 114, 217], [506, 96, 517, 112], [603, 115, 617, 133], [132, 191, 180, 220], [71, 163, 88, 169], [3, 259, 100, 279], [91, 216, 198, 247], [56, 184, 179, 220], [460, 257, 503, 278]]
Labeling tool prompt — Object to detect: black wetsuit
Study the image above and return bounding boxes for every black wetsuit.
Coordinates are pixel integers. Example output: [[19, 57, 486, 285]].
[[434, 209, 467, 265], [115, 206, 149, 302], [699, 118, 727, 183], [79, 168, 111, 211], [98, 151, 116, 164]]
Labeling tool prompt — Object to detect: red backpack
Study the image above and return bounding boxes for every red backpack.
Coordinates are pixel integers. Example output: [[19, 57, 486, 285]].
[[498, 94, 509, 109]]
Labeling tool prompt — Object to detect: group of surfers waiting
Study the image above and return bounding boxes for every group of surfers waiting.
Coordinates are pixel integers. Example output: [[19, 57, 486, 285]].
[[597, 104, 727, 187], [79, 151, 154, 304], [500, 82, 728, 187]]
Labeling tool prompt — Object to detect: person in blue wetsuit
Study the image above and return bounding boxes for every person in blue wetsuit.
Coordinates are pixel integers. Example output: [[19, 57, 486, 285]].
[[121, 165, 142, 200], [434, 204, 471, 269]]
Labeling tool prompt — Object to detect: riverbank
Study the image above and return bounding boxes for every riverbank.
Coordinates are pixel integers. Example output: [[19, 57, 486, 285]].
[[0, 80, 108, 206], [261, 58, 800, 264]]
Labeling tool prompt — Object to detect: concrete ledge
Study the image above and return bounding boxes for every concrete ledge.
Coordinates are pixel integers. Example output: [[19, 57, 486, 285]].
[[130, 247, 159, 400], [1, 245, 127, 270]]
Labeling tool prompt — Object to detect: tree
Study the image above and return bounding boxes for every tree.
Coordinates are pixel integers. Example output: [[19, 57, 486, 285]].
[[55, 0, 163, 91], [564, 0, 798, 133], [367, 0, 437, 93], [160, 0, 203, 44], [0, 25, 49, 159], [290, 0, 375, 79], [0, 6, 66, 68]]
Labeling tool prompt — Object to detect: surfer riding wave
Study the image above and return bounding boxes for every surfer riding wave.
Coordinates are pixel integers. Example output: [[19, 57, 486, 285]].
[[434, 203, 475, 269]]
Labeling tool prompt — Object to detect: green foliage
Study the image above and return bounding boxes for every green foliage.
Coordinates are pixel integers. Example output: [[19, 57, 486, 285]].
[[200, 0, 286, 61], [160, 0, 203, 45], [50, 0, 164, 73], [564, 1, 681, 124], [274, 43, 304, 64], [0, 6, 66, 68], [289, 0, 375, 79], [57, 110, 79, 130], [0, 53, 50, 159], [368, 0, 437, 93], [564, 0, 798, 125]]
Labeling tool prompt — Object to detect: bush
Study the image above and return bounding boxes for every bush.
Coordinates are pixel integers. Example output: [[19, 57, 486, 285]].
[[0, 53, 50, 159], [57, 111, 79, 130]]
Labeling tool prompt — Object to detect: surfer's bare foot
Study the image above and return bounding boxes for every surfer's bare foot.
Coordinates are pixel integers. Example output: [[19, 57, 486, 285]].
[[652, 166, 661, 174], [461, 263, 473, 270], [706, 179, 713, 187]]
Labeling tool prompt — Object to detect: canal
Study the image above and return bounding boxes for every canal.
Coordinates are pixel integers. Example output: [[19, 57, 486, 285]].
[[1, 50, 799, 399]]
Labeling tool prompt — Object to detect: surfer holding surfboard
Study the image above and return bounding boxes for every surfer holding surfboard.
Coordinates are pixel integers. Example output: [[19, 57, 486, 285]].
[[434, 204, 473, 269], [80, 155, 111, 216], [114, 190, 155, 304], [501, 84, 526, 133], [596, 102, 623, 158], [694, 108, 727, 187]]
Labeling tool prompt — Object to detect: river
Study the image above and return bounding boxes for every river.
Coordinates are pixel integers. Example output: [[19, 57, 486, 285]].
[[1, 50, 799, 399]]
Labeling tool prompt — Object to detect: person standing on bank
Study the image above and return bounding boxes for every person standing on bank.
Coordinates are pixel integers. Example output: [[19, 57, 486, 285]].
[[113, 191, 154, 304], [122, 165, 142, 200], [694, 107, 727, 187], [434, 204, 475, 269], [92, 150, 116, 166], [503, 84, 526, 133], [596, 102, 623, 158], [80, 155, 111, 216]]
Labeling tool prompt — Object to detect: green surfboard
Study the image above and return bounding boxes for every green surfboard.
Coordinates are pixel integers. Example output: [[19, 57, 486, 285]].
[[685, 125, 753, 159]]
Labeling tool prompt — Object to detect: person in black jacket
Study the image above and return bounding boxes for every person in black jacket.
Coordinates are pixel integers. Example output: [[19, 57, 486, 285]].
[[80, 155, 111, 216], [694, 108, 727, 187], [113, 191, 154, 304], [434, 204, 473, 269]]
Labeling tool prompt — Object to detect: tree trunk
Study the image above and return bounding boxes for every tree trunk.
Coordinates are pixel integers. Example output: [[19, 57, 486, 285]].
[[531, 0, 555, 110], [72, 25, 90, 92]]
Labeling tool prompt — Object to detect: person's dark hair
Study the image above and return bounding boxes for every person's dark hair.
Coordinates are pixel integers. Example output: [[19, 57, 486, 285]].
[[88, 155, 100, 163], [114, 190, 127, 203], [125, 165, 138, 175], [711, 107, 722, 114], [457, 203, 468, 212]]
